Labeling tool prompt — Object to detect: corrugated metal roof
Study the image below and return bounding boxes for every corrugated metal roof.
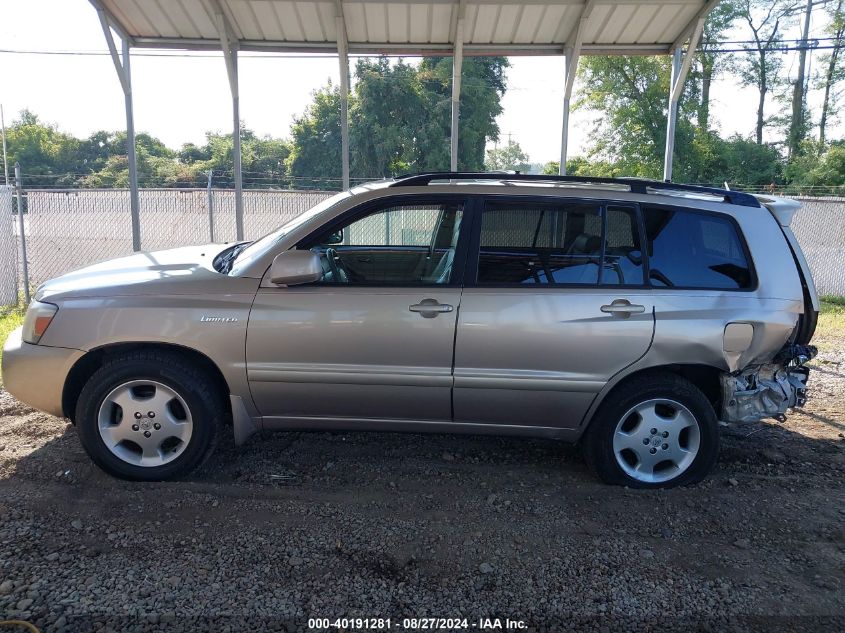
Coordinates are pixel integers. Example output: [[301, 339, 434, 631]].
[[94, 1, 714, 55]]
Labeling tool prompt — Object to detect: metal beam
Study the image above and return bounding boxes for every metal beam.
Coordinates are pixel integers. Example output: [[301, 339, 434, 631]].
[[95, 7, 141, 252], [336, 2, 350, 190], [450, 1, 467, 171], [87, 0, 134, 45], [663, 16, 704, 181], [559, 48, 572, 175], [129, 36, 674, 57], [670, 18, 704, 103], [212, 0, 244, 240], [672, 0, 720, 51], [559, 0, 595, 176]]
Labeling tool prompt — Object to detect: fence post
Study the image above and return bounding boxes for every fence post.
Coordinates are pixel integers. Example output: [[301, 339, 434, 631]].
[[14, 162, 30, 304], [207, 170, 214, 243]]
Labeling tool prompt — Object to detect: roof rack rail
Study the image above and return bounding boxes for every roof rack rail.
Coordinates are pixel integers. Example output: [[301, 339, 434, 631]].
[[389, 172, 760, 208]]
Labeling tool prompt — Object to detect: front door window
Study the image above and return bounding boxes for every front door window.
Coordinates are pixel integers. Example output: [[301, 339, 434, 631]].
[[303, 202, 464, 285]]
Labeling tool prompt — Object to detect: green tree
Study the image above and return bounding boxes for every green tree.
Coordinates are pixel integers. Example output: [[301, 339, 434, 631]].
[[350, 58, 428, 178], [817, 0, 845, 147], [416, 56, 508, 170], [787, 0, 816, 158], [286, 85, 344, 189], [485, 139, 530, 172], [721, 135, 783, 187], [735, 0, 798, 144], [695, 1, 741, 131], [575, 55, 681, 178], [785, 141, 845, 192], [82, 131, 179, 188], [5, 110, 81, 187], [285, 56, 508, 187], [184, 128, 291, 188]]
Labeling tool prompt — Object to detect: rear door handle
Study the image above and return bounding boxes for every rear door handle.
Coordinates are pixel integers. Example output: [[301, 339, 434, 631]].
[[409, 298, 454, 318], [600, 299, 646, 317]]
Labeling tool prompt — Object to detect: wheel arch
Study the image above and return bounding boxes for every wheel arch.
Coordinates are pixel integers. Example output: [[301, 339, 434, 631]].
[[62, 342, 232, 423], [580, 363, 723, 435]]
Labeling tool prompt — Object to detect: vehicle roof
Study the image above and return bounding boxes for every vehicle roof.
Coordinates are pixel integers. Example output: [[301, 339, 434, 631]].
[[349, 172, 762, 209]]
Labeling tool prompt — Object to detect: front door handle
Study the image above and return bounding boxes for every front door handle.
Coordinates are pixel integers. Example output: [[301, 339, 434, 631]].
[[600, 299, 646, 317], [409, 298, 454, 318]]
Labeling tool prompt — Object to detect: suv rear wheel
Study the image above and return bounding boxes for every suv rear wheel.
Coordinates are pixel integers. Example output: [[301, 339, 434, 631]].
[[75, 351, 224, 481], [583, 373, 719, 488]]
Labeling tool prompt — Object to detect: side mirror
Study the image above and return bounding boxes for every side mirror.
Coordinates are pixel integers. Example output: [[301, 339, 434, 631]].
[[269, 250, 322, 286], [324, 230, 344, 245]]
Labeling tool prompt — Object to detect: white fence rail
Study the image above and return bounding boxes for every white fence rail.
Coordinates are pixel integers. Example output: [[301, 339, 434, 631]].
[[0, 186, 16, 305], [4, 189, 845, 302]]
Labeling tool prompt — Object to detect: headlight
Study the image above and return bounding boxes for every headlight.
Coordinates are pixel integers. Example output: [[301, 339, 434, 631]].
[[21, 301, 59, 344]]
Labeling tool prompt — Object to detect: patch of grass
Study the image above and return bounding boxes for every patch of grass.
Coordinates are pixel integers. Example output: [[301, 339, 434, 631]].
[[820, 294, 845, 308], [816, 296, 845, 343], [0, 304, 25, 382]]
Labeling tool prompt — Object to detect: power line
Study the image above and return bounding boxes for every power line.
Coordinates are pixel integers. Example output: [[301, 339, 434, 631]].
[[4, 35, 845, 59]]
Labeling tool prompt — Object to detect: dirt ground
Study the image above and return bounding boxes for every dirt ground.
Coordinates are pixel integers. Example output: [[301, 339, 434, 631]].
[[0, 340, 844, 632]]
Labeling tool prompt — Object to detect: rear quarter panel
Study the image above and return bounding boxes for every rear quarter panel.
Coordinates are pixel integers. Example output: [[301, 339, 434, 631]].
[[576, 203, 805, 433]]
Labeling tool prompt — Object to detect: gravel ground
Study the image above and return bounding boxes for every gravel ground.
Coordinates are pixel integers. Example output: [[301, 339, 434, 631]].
[[1, 345, 844, 632]]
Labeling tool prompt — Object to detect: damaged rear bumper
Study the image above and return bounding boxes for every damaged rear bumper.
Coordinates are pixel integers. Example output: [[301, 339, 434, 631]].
[[720, 345, 816, 423]]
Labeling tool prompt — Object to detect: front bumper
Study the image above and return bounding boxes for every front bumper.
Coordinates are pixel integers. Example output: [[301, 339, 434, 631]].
[[2, 327, 85, 418]]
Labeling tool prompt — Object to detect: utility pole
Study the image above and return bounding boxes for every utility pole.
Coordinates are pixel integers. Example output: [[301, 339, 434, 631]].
[[789, 0, 815, 158]]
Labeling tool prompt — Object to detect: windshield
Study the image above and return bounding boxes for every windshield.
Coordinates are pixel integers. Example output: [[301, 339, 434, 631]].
[[228, 191, 350, 275]]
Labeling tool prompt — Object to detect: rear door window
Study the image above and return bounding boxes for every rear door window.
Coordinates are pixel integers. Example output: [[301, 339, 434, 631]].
[[642, 207, 753, 289], [475, 201, 644, 286]]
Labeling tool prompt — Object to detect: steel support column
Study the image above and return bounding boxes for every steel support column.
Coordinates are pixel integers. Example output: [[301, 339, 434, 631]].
[[213, 1, 244, 240], [96, 8, 140, 251], [663, 49, 683, 182], [231, 52, 244, 240], [559, 47, 574, 176], [450, 18, 464, 171], [559, 0, 593, 176], [663, 16, 704, 182], [336, 8, 350, 190]]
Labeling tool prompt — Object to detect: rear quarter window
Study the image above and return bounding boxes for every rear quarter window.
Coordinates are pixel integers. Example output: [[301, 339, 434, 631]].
[[642, 207, 753, 290]]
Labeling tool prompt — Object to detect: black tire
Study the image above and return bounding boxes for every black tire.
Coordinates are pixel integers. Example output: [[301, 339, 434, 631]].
[[75, 350, 225, 481], [582, 372, 719, 488]]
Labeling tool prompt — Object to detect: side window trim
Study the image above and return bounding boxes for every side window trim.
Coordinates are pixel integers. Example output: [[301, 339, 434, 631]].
[[635, 202, 652, 286], [294, 193, 472, 288]]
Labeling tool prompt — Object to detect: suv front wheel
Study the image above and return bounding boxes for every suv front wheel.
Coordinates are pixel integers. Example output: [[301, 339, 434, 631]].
[[583, 373, 719, 488], [75, 351, 224, 481]]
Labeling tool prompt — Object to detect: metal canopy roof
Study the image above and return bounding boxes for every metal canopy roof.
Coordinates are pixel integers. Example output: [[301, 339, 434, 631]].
[[95, 0, 713, 55], [88, 0, 718, 251]]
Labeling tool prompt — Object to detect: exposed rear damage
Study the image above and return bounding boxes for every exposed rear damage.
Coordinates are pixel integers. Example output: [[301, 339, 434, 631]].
[[719, 194, 819, 425], [720, 344, 816, 423]]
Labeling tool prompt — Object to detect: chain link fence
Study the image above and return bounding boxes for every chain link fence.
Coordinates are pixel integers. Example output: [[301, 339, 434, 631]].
[[19, 188, 334, 289], [2, 188, 845, 306], [789, 197, 845, 297]]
